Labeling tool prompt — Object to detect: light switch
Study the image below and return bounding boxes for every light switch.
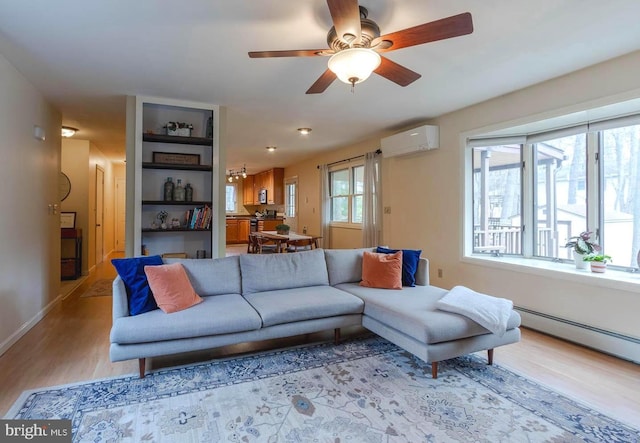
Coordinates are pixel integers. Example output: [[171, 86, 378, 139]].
[[33, 125, 46, 141]]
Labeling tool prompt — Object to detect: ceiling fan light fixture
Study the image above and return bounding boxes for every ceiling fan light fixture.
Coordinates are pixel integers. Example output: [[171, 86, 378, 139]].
[[266, 146, 277, 152], [328, 48, 381, 86], [297, 127, 312, 135], [61, 126, 78, 137]]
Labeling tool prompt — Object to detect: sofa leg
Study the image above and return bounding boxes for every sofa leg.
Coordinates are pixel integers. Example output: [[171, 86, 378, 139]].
[[139, 358, 146, 378], [431, 361, 438, 379], [334, 328, 341, 344], [487, 348, 494, 366]]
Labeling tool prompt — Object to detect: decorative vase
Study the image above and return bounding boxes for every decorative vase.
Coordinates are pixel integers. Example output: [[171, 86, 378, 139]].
[[161, 223, 167, 230], [277, 229, 290, 235], [573, 251, 588, 269], [590, 261, 607, 273]]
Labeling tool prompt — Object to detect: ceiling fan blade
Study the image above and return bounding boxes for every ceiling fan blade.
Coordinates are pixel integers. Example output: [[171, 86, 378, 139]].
[[306, 69, 337, 94], [374, 56, 421, 87], [375, 12, 473, 53], [249, 49, 332, 58], [327, 0, 362, 44]]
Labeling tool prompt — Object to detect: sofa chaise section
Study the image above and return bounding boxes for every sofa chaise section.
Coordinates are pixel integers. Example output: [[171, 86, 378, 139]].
[[324, 248, 521, 378]]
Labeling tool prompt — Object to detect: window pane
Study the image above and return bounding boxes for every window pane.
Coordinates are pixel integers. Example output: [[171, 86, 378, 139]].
[[331, 169, 349, 196], [286, 183, 296, 217], [472, 145, 522, 254], [353, 165, 364, 194], [352, 195, 363, 223], [601, 125, 640, 268], [331, 196, 348, 222], [225, 184, 236, 212], [534, 134, 587, 259]]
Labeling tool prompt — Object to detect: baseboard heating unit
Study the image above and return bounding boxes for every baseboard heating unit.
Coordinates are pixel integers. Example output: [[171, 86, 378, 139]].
[[515, 307, 640, 364]]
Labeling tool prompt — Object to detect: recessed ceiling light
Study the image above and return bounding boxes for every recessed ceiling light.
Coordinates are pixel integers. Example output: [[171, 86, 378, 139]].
[[266, 146, 277, 152], [61, 126, 78, 137], [297, 128, 312, 135]]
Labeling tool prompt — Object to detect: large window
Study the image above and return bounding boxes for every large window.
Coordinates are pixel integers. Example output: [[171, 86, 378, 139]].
[[330, 163, 364, 225], [469, 120, 640, 269]]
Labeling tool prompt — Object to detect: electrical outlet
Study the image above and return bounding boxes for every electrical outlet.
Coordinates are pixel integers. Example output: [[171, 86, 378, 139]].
[[437, 268, 443, 278]]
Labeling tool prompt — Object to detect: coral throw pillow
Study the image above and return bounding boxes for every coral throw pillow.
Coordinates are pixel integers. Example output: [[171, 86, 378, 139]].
[[144, 263, 203, 314], [360, 251, 403, 290]]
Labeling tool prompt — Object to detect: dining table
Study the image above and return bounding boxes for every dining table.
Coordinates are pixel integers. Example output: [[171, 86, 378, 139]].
[[257, 231, 321, 252]]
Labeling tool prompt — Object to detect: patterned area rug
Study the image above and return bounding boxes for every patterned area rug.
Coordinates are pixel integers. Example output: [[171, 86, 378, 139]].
[[5, 337, 638, 442], [79, 278, 112, 297]]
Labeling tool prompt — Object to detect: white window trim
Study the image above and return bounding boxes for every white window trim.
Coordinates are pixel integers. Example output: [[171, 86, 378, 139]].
[[225, 182, 238, 214], [329, 161, 364, 228]]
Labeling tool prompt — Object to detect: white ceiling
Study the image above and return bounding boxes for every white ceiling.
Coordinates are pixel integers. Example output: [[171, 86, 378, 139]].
[[1, 0, 640, 174]]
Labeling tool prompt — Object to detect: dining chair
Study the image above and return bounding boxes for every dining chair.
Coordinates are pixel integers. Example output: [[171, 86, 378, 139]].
[[286, 238, 314, 252], [255, 234, 278, 254]]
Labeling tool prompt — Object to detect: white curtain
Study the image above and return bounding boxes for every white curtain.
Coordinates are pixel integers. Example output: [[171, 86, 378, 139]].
[[319, 164, 332, 249], [362, 151, 382, 247]]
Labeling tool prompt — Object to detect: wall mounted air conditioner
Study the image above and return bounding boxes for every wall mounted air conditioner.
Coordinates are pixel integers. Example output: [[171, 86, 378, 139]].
[[380, 125, 439, 158]]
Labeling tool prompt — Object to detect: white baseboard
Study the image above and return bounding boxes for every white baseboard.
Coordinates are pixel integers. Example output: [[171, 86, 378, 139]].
[[516, 307, 640, 364], [0, 294, 63, 357]]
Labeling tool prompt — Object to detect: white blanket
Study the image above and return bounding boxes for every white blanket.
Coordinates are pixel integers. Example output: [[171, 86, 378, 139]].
[[435, 286, 513, 337]]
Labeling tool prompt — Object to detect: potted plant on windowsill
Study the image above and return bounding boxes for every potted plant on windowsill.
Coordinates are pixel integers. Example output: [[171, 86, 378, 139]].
[[275, 223, 290, 235], [583, 253, 612, 273], [565, 231, 599, 269]]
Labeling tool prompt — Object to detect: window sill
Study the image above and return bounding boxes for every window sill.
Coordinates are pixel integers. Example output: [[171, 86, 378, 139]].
[[330, 222, 362, 230], [462, 254, 640, 293]]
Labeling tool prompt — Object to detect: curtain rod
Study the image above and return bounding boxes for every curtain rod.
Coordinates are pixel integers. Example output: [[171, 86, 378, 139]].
[[317, 149, 381, 169]]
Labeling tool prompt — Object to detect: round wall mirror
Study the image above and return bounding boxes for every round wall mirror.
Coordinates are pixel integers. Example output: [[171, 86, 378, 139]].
[[60, 172, 71, 201]]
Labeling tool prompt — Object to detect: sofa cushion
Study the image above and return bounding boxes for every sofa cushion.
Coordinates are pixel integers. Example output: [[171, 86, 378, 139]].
[[164, 256, 242, 296], [376, 247, 422, 287], [336, 282, 521, 344], [111, 255, 163, 315], [360, 251, 403, 289], [324, 247, 377, 286], [110, 294, 262, 344], [239, 249, 329, 295], [243, 286, 364, 327], [144, 263, 203, 314]]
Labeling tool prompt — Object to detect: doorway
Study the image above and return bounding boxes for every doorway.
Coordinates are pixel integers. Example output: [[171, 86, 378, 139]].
[[95, 166, 104, 264], [115, 177, 126, 252], [285, 177, 298, 232]]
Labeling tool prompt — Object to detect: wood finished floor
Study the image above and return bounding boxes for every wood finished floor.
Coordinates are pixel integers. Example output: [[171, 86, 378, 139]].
[[1, 251, 639, 429]]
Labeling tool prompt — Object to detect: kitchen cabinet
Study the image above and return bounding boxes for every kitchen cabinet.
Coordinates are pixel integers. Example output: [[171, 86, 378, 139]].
[[243, 175, 255, 205], [226, 218, 250, 244], [128, 96, 224, 258], [226, 219, 238, 243], [238, 219, 250, 243], [263, 219, 280, 231], [254, 168, 284, 205]]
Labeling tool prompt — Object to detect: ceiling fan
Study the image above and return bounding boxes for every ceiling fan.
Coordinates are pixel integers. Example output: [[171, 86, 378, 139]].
[[249, 0, 473, 94]]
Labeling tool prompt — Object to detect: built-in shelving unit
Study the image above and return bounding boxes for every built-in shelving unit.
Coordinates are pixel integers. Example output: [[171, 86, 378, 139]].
[[126, 96, 226, 258]]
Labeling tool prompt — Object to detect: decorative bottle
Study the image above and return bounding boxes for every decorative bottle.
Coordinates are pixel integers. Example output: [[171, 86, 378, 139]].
[[174, 178, 185, 201], [185, 182, 193, 202], [163, 177, 174, 201]]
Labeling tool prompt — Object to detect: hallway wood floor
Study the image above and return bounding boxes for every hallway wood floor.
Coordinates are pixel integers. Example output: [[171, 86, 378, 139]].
[[1, 253, 638, 429]]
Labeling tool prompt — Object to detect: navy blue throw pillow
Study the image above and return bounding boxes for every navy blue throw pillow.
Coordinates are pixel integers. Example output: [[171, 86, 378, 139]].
[[111, 255, 163, 315], [376, 247, 422, 287]]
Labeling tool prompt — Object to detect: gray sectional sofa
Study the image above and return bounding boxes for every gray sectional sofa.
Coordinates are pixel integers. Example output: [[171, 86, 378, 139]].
[[110, 248, 521, 378]]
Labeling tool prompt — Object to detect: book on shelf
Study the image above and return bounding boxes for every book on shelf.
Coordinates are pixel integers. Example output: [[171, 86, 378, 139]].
[[184, 205, 211, 229]]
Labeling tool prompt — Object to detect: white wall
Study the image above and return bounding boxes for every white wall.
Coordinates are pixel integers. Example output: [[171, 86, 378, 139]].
[[289, 50, 640, 360], [0, 52, 61, 355], [62, 139, 90, 274]]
